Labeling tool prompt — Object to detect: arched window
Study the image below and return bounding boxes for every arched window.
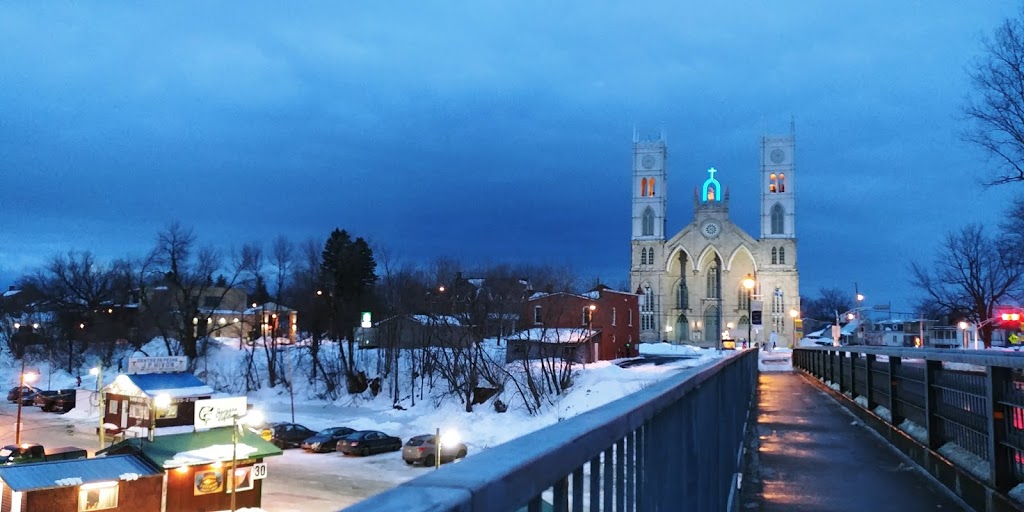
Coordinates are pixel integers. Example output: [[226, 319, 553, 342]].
[[641, 284, 655, 331], [703, 305, 720, 344], [647, 248, 655, 265], [705, 264, 720, 299], [707, 186, 716, 201], [677, 279, 689, 310], [650, 178, 656, 196], [642, 207, 655, 236], [769, 173, 777, 193], [771, 204, 784, 234], [738, 286, 751, 311], [771, 287, 785, 335], [779, 173, 786, 192], [771, 247, 778, 264], [641, 178, 648, 197], [779, 247, 786, 264], [640, 248, 647, 265]]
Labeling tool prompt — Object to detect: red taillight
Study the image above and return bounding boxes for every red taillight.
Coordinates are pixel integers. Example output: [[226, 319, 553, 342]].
[[416, 447, 426, 452]]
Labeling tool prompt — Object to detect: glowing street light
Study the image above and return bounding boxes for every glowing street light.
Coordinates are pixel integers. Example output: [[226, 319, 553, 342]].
[[958, 321, 970, 349], [149, 393, 171, 442]]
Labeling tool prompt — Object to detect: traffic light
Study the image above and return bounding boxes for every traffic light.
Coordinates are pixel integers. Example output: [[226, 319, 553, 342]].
[[996, 307, 1023, 328]]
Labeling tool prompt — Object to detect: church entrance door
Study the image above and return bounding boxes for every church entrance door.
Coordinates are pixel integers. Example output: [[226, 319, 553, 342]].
[[703, 306, 720, 345]]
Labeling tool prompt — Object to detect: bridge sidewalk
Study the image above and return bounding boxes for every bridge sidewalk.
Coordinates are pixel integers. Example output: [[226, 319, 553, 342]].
[[741, 371, 965, 511]]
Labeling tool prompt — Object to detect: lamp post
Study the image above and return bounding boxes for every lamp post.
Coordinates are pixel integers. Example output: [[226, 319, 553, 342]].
[[958, 321, 970, 349], [855, 289, 864, 344], [742, 274, 756, 348], [789, 309, 800, 348], [15, 364, 36, 446], [231, 409, 263, 512], [149, 393, 170, 442], [90, 366, 104, 449]]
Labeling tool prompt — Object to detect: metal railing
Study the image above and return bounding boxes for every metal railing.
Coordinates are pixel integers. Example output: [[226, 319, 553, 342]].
[[342, 349, 758, 512], [794, 346, 1024, 500]]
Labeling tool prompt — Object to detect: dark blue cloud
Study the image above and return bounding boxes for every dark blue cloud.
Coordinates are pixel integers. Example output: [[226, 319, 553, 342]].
[[0, 1, 1019, 311]]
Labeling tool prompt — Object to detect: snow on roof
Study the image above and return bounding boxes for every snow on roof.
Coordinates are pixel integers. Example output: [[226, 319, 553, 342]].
[[120, 373, 214, 398], [0, 455, 161, 492], [244, 301, 295, 314], [467, 278, 484, 287], [100, 427, 282, 468], [167, 443, 260, 466], [507, 328, 597, 344], [2, 289, 19, 297]]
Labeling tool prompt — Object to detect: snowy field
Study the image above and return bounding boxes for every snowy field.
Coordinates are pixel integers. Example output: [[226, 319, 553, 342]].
[[4, 339, 725, 511]]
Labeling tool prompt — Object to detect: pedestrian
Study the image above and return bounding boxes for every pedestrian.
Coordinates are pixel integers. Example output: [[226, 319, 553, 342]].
[[76, 374, 82, 387]]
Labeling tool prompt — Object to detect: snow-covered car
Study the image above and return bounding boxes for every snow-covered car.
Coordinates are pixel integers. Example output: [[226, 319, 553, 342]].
[[300, 427, 356, 453]]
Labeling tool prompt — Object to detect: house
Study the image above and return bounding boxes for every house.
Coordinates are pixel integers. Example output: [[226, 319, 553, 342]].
[[102, 372, 215, 437], [505, 327, 597, 364], [358, 314, 471, 349], [242, 302, 299, 343], [0, 454, 162, 512], [100, 428, 282, 512], [514, 285, 641, 362]]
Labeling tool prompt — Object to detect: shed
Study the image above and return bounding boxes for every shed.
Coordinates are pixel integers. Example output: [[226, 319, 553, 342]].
[[102, 372, 215, 435], [0, 454, 162, 512]]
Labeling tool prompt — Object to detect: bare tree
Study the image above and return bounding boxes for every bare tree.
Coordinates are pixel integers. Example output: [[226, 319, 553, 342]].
[[963, 7, 1024, 184], [910, 223, 1024, 346]]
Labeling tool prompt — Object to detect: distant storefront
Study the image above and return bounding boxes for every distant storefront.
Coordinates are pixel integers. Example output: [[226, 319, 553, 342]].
[[102, 372, 214, 436], [0, 454, 162, 512]]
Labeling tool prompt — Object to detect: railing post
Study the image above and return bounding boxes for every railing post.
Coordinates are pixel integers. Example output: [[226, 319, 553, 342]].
[[923, 359, 943, 449], [986, 365, 1013, 491], [850, 351, 859, 398], [889, 356, 903, 426], [837, 350, 845, 393], [865, 354, 876, 410]]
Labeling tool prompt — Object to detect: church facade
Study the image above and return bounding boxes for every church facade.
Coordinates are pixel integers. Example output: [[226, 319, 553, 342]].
[[629, 131, 800, 347]]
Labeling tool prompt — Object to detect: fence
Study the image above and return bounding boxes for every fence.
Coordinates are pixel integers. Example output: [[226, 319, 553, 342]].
[[342, 349, 758, 512], [794, 346, 1024, 511]]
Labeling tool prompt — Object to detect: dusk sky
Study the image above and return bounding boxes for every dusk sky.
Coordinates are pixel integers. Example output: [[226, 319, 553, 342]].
[[1, 2, 1020, 313]]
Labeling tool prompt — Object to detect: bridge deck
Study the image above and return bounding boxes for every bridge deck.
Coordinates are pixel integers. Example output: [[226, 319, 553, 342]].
[[742, 371, 966, 511]]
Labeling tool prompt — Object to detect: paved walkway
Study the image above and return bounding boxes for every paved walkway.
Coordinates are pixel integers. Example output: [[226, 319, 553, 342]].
[[741, 372, 966, 511]]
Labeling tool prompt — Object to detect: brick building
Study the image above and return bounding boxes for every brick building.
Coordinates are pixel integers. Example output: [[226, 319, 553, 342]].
[[517, 285, 640, 362]]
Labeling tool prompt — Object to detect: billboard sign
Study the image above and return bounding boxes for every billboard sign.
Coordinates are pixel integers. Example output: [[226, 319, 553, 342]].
[[128, 356, 188, 374], [194, 396, 247, 429]]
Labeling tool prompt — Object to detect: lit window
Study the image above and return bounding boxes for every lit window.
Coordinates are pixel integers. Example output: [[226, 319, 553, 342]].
[[649, 177, 656, 196], [778, 173, 786, 192], [79, 482, 118, 511], [228, 466, 255, 493], [641, 178, 648, 197]]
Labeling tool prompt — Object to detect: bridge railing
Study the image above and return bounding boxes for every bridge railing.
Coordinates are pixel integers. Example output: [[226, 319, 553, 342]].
[[342, 349, 758, 512], [794, 346, 1024, 507]]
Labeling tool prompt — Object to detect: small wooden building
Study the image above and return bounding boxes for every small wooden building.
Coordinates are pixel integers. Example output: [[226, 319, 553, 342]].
[[102, 373, 214, 436], [0, 454, 162, 512], [101, 427, 282, 511]]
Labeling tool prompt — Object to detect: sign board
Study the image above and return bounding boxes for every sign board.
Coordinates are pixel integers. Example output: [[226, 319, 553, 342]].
[[194, 396, 247, 429], [128, 356, 188, 374], [252, 462, 268, 480], [751, 311, 762, 325], [360, 311, 372, 329]]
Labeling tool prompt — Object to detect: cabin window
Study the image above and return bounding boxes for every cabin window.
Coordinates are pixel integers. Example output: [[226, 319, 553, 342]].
[[79, 481, 118, 511]]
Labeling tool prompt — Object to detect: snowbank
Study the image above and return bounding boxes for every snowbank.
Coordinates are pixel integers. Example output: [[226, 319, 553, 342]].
[[639, 342, 706, 357]]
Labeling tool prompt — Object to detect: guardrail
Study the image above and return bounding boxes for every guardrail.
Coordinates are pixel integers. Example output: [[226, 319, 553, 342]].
[[342, 349, 758, 512], [794, 346, 1024, 511]]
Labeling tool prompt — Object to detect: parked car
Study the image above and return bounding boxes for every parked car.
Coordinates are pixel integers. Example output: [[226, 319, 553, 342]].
[[301, 427, 356, 453], [32, 390, 61, 407], [402, 434, 468, 466], [42, 390, 76, 413], [6, 385, 37, 403], [336, 430, 402, 456], [0, 443, 87, 465], [266, 422, 317, 449]]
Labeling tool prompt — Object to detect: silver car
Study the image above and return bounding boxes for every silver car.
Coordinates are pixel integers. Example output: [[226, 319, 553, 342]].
[[401, 434, 468, 466]]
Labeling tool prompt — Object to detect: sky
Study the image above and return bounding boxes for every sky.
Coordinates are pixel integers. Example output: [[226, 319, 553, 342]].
[[1, 1, 1021, 311]]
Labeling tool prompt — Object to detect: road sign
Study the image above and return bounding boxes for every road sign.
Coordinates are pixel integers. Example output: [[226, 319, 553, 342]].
[[360, 312, 372, 328], [252, 462, 268, 480]]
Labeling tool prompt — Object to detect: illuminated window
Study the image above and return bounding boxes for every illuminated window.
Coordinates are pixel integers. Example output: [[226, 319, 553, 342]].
[[227, 466, 254, 493], [79, 482, 118, 511], [769, 173, 777, 193], [707, 186, 716, 201], [642, 208, 654, 236], [779, 173, 786, 192], [649, 177, 656, 196], [771, 204, 785, 234], [738, 287, 751, 311], [641, 178, 648, 197], [779, 247, 786, 264], [771, 247, 778, 264]]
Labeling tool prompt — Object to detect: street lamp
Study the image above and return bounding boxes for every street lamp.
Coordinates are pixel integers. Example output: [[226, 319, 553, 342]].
[[855, 291, 865, 344], [230, 409, 264, 512], [90, 366, 104, 449], [434, 428, 459, 470], [958, 321, 970, 349], [742, 274, 756, 348], [149, 393, 170, 442], [15, 368, 36, 445]]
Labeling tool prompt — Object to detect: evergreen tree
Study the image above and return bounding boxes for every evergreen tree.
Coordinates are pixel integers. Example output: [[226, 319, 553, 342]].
[[319, 228, 377, 392], [250, 275, 271, 305]]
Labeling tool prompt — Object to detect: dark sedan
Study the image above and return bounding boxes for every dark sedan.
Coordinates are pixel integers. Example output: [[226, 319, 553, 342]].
[[300, 427, 356, 453], [267, 422, 317, 449], [42, 391, 76, 413], [336, 430, 402, 456], [6, 386, 37, 403]]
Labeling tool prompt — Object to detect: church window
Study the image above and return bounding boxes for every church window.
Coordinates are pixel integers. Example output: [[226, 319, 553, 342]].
[[649, 178, 656, 196], [641, 178, 648, 197], [707, 186, 716, 201], [642, 208, 655, 236], [771, 287, 785, 335], [705, 265, 720, 299], [641, 284, 655, 331], [703, 305, 720, 345], [779, 173, 786, 192], [738, 286, 751, 311], [647, 248, 655, 265], [771, 247, 778, 265], [769, 173, 777, 193], [779, 247, 786, 264], [676, 279, 689, 310], [770, 204, 785, 234], [640, 248, 647, 265]]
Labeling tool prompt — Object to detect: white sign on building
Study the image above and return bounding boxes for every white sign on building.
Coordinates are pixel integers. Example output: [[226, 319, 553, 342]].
[[194, 396, 248, 429], [127, 356, 188, 374]]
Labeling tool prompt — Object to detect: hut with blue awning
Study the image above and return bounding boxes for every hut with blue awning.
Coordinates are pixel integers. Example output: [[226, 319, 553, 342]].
[[102, 372, 215, 437], [0, 454, 162, 511]]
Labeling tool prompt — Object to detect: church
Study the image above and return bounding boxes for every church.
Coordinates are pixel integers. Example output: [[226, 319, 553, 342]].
[[629, 129, 800, 347]]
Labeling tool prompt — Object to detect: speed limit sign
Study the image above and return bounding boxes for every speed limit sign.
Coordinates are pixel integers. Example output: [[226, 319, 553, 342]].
[[252, 463, 268, 480]]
